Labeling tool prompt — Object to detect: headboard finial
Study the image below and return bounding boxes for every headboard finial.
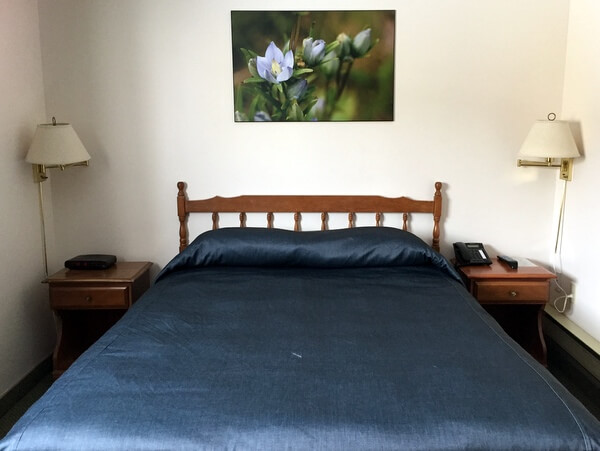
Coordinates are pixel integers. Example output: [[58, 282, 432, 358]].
[[177, 182, 188, 252], [432, 182, 442, 253]]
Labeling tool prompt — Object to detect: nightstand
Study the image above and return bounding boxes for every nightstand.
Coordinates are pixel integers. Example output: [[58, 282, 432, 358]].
[[457, 258, 556, 365], [46, 261, 152, 378]]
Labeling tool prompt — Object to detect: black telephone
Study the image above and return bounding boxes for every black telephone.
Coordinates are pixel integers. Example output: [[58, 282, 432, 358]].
[[453, 242, 492, 266]]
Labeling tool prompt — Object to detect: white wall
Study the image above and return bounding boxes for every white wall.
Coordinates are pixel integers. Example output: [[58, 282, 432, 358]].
[[0, 0, 54, 396], [559, 0, 600, 341], [37, 0, 569, 271]]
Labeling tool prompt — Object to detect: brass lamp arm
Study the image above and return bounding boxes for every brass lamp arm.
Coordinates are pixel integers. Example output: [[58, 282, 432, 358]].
[[517, 157, 560, 168], [32, 160, 89, 183], [517, 157, 574, 181]]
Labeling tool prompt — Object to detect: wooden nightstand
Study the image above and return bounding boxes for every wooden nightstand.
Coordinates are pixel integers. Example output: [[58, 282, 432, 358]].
[[457, 258, 556, 365], [46, 261, 152, 378]]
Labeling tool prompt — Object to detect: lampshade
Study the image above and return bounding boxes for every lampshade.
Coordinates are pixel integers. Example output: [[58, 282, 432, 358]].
[[518, 119, 580, 159], [26, 122, 90, 165]]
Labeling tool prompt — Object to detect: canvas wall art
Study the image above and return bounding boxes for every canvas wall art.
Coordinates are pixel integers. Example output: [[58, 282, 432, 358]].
[[231, 10, 395, 122]]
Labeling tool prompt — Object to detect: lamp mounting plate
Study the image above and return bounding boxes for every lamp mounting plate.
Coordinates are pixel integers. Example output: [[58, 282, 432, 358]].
[[560, 158, 573, 181]]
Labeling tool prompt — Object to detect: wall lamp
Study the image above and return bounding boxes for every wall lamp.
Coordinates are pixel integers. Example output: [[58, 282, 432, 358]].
[[25, 117, 90, 277], [517, 113, 580, 181], [26, 117, 90, 183]]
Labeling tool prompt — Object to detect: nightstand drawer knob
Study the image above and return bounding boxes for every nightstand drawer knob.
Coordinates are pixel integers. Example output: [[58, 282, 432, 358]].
[[85, 296, 93, 303], [510, 291, 517, 297]]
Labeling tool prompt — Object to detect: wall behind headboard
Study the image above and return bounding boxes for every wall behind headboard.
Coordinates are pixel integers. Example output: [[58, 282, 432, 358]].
[[39, 0, 568, 268], [32, 0, 580, 322]]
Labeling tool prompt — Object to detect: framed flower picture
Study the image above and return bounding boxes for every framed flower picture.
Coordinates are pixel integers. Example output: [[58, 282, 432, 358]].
[[231, 10, 395, 122]]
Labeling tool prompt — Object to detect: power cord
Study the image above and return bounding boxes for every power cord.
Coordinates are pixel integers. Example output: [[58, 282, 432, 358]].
[[552, 278, 573, 313], [552, 179, 573, 313]]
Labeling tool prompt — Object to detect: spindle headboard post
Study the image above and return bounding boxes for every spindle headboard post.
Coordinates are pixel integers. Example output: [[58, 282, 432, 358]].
[[177, 182, 189, 252], [176, 182, 443, 253], [433, 181, 442, 252]]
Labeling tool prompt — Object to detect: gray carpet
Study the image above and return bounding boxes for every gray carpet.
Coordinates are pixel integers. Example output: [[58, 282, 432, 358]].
[[0, 374, 52, 439]]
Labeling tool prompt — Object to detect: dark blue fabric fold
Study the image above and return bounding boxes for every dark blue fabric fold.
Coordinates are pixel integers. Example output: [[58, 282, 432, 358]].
[[157, 227, 460, 282]]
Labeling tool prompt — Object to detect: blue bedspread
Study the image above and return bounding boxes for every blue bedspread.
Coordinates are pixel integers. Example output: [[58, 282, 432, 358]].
[[2, 228, 599, 450]]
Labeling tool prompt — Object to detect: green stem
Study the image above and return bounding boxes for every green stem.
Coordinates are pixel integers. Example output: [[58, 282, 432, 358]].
[[335, 60, 353, 102], [324, 60, 354, 120], [290, 13, 302, 56]]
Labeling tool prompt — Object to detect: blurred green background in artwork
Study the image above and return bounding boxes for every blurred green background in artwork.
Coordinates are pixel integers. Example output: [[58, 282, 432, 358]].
[[231, 10, 395, 122]]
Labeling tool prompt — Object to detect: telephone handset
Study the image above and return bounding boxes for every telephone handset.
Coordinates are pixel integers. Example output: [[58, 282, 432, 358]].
[[453, 242, 492, 266]]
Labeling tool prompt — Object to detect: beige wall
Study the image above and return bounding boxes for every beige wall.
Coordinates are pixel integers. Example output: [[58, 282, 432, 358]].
[[0, 0, 54, 396], [558, 0, 600, 341], [38, 0, 569, 268]]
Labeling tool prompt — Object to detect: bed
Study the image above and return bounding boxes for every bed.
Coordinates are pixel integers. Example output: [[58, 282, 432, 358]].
[[2, 181, 600, 450]]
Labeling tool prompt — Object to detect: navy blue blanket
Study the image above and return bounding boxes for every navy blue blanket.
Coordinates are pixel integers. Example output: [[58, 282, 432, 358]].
[[2, 228, 599, 450]]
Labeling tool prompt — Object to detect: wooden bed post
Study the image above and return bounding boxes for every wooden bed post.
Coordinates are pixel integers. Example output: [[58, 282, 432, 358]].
[[432, 182, 442, 253], [177, 181, 189, 252]]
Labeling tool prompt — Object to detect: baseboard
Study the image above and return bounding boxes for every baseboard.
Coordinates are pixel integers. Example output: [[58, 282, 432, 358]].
[[543, 312, 600, 421], [545, 304, 600, 355], [0, 356, 52, 419], [543, 311, 600, 382]]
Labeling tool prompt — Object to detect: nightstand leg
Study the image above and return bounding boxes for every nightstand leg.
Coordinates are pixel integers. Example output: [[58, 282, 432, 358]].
[[482, 304, 548, 366], [52, 310, 128, 378], [536, 306, 548, 366], [52, 311, 65, 380]]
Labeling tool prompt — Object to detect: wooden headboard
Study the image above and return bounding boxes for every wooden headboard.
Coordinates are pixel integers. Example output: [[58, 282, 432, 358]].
[[176, 181, 443, 253]]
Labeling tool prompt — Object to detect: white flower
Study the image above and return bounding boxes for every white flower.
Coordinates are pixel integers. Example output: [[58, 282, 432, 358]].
[[256, 42, 294, 84]]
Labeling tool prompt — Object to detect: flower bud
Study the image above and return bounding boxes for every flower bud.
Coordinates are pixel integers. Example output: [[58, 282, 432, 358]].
[[320, 51, 340, 78], [287, 102, 304, 121], [287, 79, 308, 100], [307, 98, 325, 121], [247, 58, 258, 78], [254, 111, 272, 121], [302, 37, 326, 66], [235, 111, 249, 122], [335, 33, 352, 58], [351, 28, 372, 57]]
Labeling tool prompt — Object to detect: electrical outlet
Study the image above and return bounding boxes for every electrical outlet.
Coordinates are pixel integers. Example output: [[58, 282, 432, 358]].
[[570, 281, 576, 304]]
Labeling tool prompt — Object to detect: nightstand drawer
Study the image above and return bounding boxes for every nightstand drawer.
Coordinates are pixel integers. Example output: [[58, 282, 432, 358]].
[[50, 286, 130, 309], [474, 281, 549, 303]]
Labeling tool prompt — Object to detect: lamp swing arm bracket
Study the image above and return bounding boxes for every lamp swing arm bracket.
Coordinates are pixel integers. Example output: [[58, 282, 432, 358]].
[[32, 160, 90, 183], [517, 157, 574, 181]]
